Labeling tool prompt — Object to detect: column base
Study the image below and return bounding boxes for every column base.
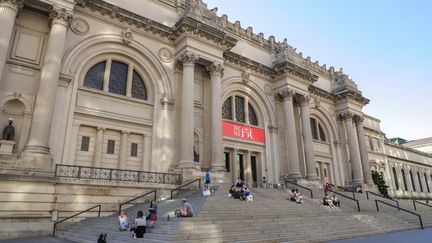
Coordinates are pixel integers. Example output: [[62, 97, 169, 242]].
[[20, 145, 53, 172], [288, 172, 302, 180], [351, 179, 363, 186], [306, 174, 320, 181], [211, 164, 226, 172], [177, 160, 201, 170]]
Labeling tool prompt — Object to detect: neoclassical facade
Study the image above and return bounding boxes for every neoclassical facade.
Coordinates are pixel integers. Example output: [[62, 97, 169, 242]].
[[1, 1, 432, 235]]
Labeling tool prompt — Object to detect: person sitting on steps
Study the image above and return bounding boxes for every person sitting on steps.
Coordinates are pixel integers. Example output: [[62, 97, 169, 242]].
[[130, 210, 146, 238], [235, 177, 244, 188], [118, 210, 129, 231], [323, 193, 336, 208], [332, 194, 341, 207], [289, 189, 297, 202], [240, 187, 252, 201], [176, 198, 194, 217], [229, 185, 241, 199], [293, 189, 304, 204]]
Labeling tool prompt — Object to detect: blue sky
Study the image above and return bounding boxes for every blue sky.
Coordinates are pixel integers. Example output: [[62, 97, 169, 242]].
[[205, 0, 432, 141]]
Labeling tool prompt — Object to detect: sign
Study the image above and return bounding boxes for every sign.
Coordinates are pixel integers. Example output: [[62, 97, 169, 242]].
[[222, 121, 265, 143]]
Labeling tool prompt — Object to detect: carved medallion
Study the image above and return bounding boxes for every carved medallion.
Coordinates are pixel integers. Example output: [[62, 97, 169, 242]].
[[70, 17, 89, 35], [159, 48, 173, 63], [264, 84, 273, 96]]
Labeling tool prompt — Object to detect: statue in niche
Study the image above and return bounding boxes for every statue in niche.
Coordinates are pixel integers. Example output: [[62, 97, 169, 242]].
[[193, 146, 199, 162], [2, 119, 15, 141]]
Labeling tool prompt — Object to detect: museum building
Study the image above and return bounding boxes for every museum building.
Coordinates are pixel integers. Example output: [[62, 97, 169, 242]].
[[0, 0, 432, 238]]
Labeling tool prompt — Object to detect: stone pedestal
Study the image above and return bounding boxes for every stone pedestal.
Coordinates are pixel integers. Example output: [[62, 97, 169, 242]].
[[0, 140, 15, 154], [0, 140, 17, 166]]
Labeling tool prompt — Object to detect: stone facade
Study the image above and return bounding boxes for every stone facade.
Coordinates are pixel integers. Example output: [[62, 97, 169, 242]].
[[0, 0, 432, 238]]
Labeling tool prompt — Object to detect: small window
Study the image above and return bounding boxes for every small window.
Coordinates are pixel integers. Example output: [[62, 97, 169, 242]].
[[425, 173, 430, 193], [393, 167, 399, 190], [107, 140, 115, 154], [418, 172, 423, 192], [324, 168, 327, 177], [310, 118, 318, 140], [410, 170, 416, 192], [318, 124, 326, 142], [131, 143, 138, 157], [316, 167, 319, 176], [80, 136, 90, 151]]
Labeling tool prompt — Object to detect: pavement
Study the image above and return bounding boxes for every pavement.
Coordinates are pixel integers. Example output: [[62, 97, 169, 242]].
[[328, 228, 432, 243], [0, 237, 73, 243]]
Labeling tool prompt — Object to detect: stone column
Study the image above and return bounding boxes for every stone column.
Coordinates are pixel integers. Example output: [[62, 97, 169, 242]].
[[277, 89, 301, 179], [245, 150, 252, 185], [319, 162, 325, 182], [142, 134, 151, 171], [207, 62, 224, 172], [0, 0, 23, 80], [118, 131, 128, 170], [93, 127, 104, 168], [298, 95, 318, 180], [342, 112, 363, 185], [337, 119, 351, 185], [233, 148, 239, 180], [178, 51, 198, 169], [22, 7, 73, 169], [269, 125, 280, 184], [355, 115, 373, 185]]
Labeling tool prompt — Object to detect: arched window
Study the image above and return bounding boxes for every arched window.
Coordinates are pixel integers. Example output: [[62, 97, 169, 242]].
[[222, 95, 259, 126], [410, 170, 416, 192], [310, 118, 327, 142], [392, 167, 399, 190], [401, 169, 408, 191], [83, 60, 147, 100]]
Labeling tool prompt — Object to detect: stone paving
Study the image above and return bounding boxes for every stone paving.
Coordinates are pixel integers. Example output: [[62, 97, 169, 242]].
[[328, 228, 432, 243], [0, 237, 73, 243]]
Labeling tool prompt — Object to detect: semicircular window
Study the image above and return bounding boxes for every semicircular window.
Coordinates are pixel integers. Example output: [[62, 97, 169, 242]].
[[83, 61, 105, 90], [222, 95, 259, 126], [83, 59, 148, 101], [310, 118, 327, 142]]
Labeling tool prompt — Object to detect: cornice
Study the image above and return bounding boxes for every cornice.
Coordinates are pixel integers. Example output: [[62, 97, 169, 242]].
[[308, 85, 337, 103], [223, 51, 273, 77], [334, 89, 370, 106], [273, 60, 318, 84], [385, 141, 432, 158]]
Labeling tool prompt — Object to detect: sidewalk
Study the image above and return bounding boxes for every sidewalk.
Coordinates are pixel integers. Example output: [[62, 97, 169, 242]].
[[328, 228, 432, 243], [0, 237, 72, 243]]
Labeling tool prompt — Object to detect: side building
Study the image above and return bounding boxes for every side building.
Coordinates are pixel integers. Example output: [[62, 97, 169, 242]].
[[0, 0, 430, 238]]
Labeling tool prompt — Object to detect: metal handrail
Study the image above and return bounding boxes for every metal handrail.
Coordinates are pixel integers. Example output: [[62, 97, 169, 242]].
[[413, 200, 432, 211], [170, 179, 201, 199], [52, 204, 101, 236], [327, 189, 361, 212], [118, 189, 157, 214], [329, 184, 356, 199], [54, 164, 182, 185], [284, 180, 313, 199], [366, 190, 399, 210], [375, 199, 423, 229]]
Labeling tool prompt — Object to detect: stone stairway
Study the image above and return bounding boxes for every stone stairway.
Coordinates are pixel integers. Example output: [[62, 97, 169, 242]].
[[54, 182, 422, 243]]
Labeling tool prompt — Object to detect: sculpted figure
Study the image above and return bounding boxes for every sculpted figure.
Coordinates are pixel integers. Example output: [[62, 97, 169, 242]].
[[2, 119, 15, 141]]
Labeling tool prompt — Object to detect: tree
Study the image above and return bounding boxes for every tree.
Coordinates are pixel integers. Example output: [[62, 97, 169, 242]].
[[372, 171, 389, 197]]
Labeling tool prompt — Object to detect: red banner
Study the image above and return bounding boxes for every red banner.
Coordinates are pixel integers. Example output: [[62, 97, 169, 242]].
[[222, 121, 265, 143]]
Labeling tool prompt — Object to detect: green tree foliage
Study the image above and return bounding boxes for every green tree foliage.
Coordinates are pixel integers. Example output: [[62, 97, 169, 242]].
[[372, 171, 389, 197]]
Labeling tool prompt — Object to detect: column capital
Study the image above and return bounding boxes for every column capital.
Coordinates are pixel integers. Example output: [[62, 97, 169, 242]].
[[276, 88, 295, 102], [296, 95, 311, 106], [339, 111, 355, 121], [121, 130, 130, 135], [206, 62, 224, 77], [49, 6, 73, 27], [97, 126, 106, 131], [354, 115, 365, 124], [0, 0, 23, 12], [178, 51, 199, 66]]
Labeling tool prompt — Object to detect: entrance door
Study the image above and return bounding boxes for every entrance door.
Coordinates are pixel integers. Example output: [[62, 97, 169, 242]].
[[237, 154, 244, 180], [251, 155, 257, 183], [224, 152, 230, 172]]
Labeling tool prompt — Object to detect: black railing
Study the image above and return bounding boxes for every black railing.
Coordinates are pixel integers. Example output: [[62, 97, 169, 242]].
[[55, 164, 182, 185], [375, 199, 423, 229], [327, 189, 361, 212], [284, 180, 313, 199], [366, 190, 399, 210], [118, 190, 157, 214], [170, 179, 201, 199], [330, 184, 356, 199], [53, 204, 101, 236], [413, 200, 432, 211]]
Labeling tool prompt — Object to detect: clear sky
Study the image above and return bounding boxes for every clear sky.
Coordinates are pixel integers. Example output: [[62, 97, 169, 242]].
[[204, 0, 432, 141]]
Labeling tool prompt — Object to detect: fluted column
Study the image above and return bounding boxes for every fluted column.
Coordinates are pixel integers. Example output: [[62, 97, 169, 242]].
[[342, 112, 363, 185], [298, 95, 318, 180], [245, 150, 252, 185], [178, 51, 199, 169], [118, 131, 128, 170], [22, 7, 73, 169], [207, 62, 224, 172], [0, 0, 23, 81], [93, 127, 104, 168], [278, 89, 301, 179], [269, 125, 280, 184], [355, 115, 373, 185]]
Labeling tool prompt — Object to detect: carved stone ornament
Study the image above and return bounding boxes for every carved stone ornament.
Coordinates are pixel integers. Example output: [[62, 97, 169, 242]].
[[122, 28, 132, 44], [297, 95, 310, 105], [159, 48, 173, 63], [0, 0, 23, 11], [354, 115, 365, 123], [49, 6, 73, 26], [179, 51, 199, 66], [277, 88, 295, 101], [313, 97, 321, 108], [264, 84, 273, 96], [70, 17, 89, 35], [339, 111, 355, 120], [241, 70, 250, 83], [207, 63, 224, 77]]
